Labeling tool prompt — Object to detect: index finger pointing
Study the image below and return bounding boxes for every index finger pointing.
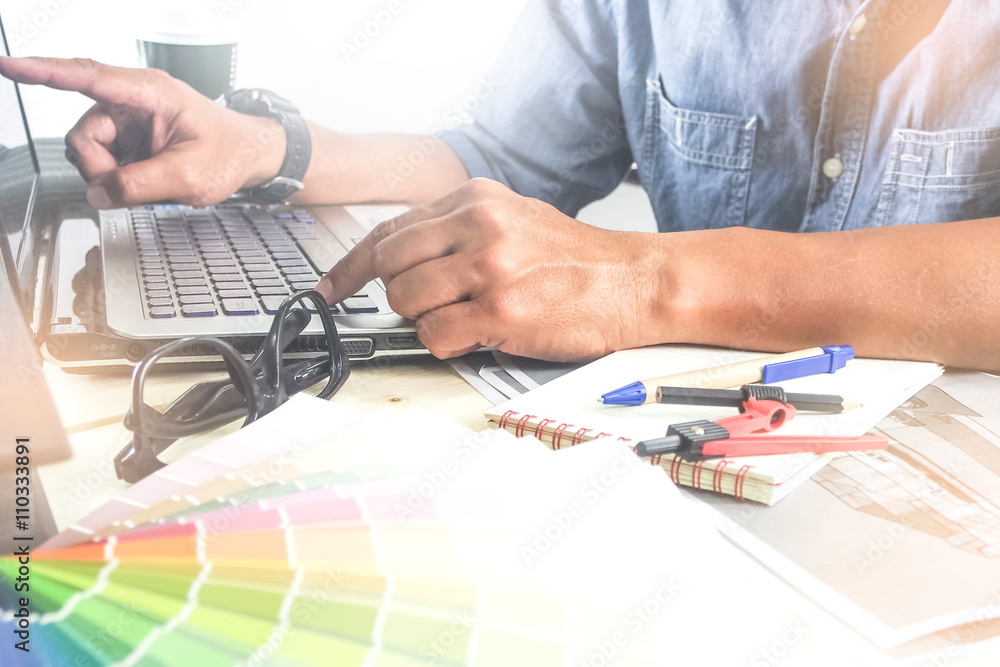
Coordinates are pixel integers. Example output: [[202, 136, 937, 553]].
[[313, 179, 492, 304], [315, 213, 410, 305], [0, 56, 160, 109]]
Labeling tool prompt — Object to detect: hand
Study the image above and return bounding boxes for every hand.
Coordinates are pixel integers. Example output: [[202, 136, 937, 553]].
[[316, 178, 662, 361], [0, 56, 285, 209]]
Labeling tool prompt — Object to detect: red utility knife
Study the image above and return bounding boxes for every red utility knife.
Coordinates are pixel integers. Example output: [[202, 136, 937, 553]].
[[635, 397, 889, 461]]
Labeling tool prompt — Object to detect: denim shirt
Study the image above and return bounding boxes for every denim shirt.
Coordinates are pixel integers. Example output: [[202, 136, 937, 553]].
[[440, 0, 1000, 233]]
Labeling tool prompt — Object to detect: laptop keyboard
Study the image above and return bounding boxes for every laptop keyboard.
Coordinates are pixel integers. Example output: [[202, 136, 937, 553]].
[[131, 204, 380, 319]]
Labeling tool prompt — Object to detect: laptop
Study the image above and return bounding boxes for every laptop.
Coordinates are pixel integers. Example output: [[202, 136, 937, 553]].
[[0, 14, 425, 373]]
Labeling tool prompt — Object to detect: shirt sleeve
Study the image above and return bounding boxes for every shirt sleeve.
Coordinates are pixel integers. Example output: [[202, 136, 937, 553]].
[[439, 0, 632, 217]]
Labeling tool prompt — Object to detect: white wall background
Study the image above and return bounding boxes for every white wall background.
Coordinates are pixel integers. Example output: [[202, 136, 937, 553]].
[[2, 0, 528, 137]]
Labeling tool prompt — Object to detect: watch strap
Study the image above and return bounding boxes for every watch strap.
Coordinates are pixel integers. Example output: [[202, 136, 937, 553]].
[[247, 111, 311, 202], [222, 89, 312, 203]]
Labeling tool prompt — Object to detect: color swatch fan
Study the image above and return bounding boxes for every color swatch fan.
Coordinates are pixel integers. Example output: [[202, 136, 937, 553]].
[[3, 397, 837, 666]]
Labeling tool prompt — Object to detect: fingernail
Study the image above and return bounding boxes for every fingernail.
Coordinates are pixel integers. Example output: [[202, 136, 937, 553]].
[[87, 185, 113, 210], [314, 277, 335, 304]]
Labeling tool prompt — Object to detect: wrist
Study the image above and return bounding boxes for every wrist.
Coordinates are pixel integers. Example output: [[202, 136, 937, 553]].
[[620, 230, 681, 349], [219, 89, 311, 202], [235, 113, 288, 189], [657, 226, 803, 351]]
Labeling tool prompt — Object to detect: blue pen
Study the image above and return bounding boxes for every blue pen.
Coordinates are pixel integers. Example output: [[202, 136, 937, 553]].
[[600, 346, 855, 406]]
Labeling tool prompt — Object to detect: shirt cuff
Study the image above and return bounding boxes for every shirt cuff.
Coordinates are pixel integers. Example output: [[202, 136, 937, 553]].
[[438, 127, 502, 183]]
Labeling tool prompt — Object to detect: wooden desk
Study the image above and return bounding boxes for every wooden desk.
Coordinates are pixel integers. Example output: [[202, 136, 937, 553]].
[[38, 355, 492, 533], [31, 357, 1000, 665]]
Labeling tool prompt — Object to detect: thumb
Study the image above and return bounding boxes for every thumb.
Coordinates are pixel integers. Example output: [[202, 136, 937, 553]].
[[87, 151, 210, 209]]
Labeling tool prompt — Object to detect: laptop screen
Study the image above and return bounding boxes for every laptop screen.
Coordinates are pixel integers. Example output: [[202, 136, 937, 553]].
[[0, 14, 42, 323]]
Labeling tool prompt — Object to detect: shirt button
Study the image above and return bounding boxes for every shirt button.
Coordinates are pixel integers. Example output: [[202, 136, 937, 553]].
[[849, 14, 867, 37], [823, 156, 844, 180]]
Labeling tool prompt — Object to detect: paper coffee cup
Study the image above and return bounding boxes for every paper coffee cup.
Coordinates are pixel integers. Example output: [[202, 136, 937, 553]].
[[136, 9, 237, 100]]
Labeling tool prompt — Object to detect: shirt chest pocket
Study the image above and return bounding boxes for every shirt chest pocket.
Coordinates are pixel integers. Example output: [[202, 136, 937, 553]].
[[640, 77, 758, 230], [873, 127, 1000, 226]]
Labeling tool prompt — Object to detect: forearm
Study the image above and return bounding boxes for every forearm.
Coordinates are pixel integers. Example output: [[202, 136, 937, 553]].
[[0, 56, 473, 208], [645, 220, 1000, 370], [289, 125, 469, 205]]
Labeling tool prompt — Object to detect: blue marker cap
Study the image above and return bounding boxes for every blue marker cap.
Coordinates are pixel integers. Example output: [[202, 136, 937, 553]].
[[600, 381, 648, 406], [761, 345, 855, 384]]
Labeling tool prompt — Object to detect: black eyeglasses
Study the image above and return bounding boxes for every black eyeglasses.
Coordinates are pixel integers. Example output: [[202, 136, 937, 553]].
[[114, 291, 350, 483]]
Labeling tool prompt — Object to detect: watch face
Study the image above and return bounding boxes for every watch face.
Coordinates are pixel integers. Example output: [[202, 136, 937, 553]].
[[249, 184, 295, 204], [225, 89, 298, 115], [224, 89, 264, 113]]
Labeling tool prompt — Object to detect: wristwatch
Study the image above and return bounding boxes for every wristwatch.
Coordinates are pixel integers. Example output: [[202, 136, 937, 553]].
[[220, 88, 312, 203]]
